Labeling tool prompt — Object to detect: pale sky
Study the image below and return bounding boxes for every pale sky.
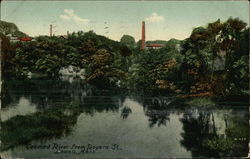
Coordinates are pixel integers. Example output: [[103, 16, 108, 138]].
[[1, 0, 249, 41]]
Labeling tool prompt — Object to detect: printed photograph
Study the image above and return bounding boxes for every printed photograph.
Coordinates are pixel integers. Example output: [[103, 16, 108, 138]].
[[0, 0, 249, 158]]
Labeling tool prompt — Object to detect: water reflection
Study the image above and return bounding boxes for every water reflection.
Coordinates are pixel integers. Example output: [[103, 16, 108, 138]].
[[81, 96, 125, 116], [120, 106, 132, 119], [180, 108, 248, 157], [1, 97, 37, 121], [1, 79, 94, 109], [142, 97, 173, 128], [0, 79, 248, 157], [0, 102, 82, 151]]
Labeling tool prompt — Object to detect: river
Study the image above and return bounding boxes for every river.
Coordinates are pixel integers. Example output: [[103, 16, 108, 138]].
[[0, 78, 248, 158]]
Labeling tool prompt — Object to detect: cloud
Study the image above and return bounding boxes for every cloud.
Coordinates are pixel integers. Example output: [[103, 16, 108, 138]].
[[60, 15, 71, 21], [73, 15, 90, 23], [60, 9, 89, 24], [64, 9, 74, 17], [145, 12, 164, 22]]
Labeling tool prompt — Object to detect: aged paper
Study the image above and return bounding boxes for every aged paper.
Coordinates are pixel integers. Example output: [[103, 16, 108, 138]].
[[0, 0, 249, 158]]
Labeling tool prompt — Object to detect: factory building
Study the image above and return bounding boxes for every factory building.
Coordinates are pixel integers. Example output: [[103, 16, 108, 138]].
[[141, 21, 164, 50]]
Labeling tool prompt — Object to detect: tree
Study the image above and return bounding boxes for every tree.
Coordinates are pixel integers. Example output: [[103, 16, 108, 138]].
[[120, 35, 135, 48], [86, 48, 125, 88], [180, 18, 248, 96], [214, 18, 248, 95]]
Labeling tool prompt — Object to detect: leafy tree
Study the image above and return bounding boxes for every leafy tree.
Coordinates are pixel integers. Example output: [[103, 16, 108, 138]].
[[180, 18, 248, 97], [86, 48, 125, 88], [120, 35, 135, 48], [127, 44, 183, 90]]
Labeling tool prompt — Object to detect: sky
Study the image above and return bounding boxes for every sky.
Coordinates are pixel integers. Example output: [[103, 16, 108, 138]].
[[1, 0, 249, 41]]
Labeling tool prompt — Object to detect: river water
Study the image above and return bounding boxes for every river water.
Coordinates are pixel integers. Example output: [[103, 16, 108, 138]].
[[0, 78, 248, 158]]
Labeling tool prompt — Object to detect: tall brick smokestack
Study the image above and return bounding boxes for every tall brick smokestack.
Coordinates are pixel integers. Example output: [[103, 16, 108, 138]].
[[141, 21, 145, 50], [50, 24, 52, 37]]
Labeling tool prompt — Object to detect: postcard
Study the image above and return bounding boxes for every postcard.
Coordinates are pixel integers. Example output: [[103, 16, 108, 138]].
[[0, 0, 249, 158]]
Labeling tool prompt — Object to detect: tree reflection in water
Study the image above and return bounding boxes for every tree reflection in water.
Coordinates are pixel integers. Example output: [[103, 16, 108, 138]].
[[0, 93, 125, 151], [1, 79, 248, 157], [120, 106, 132, 119], [1, 79, 126, 151], [80, 95, 125, 116], [1, 78, 94, 110], [0, 102, 82, 151], [142, 96, 172, 128], [180, 108, 248, 157]]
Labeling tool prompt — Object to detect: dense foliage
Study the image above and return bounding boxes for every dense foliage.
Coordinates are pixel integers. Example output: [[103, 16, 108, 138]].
[[126, 41, 183, 92], [181, 18, 249, 98], [1, 18, 249, 99], [120, 34, 136, 48], [2, 31, 131, 85]]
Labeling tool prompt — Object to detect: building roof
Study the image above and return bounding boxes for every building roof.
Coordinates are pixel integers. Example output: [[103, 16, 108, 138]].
[[18, 37, 33, 41], [146, 44, 164, 47]]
